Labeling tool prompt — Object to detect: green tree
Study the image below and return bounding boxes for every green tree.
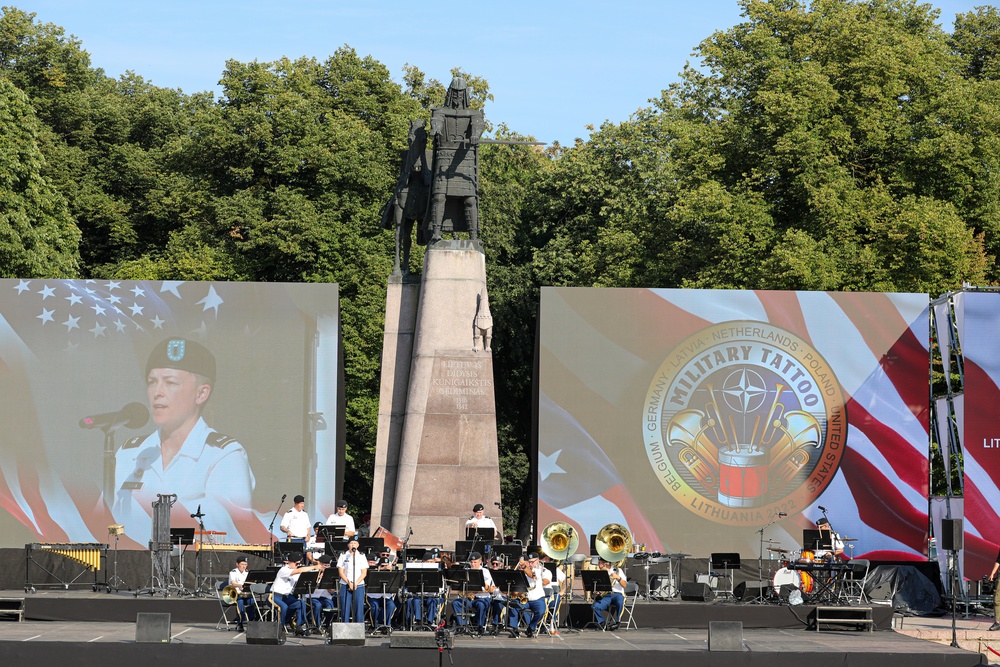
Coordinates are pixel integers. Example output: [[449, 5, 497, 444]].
[[0, 76, 79, 277]]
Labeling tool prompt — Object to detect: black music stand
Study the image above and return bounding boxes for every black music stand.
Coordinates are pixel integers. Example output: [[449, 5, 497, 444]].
[[710, 553, 741, 599], [317, 524, 347, 542], [580, 570, 614, 629], [465, 527, 496, 542], [169, 528, 195, 595], [358, 537, 385, 562], [292, 569, 322, 634], [404, 568, 444, 630], [273, 542, 305, 563], [490, 569, 531, 637], [444, 567, 486, 634], [313, 568, 340, 628], [490, 544, 523, 566], [802, 529, 833, 553], [367, 570, 402, 634]]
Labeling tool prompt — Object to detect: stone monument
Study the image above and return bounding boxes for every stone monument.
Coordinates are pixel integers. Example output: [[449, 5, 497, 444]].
[[371, 77, 503, 549]]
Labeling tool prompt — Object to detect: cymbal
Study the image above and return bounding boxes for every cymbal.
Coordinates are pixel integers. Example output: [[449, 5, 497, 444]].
[[841, 538, 858, 541], [767, 547, 788, 553], [666, 553, 690, 559]]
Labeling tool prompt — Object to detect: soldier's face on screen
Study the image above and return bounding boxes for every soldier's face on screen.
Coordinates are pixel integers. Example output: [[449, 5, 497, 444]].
[[147, 368, 211, 431]]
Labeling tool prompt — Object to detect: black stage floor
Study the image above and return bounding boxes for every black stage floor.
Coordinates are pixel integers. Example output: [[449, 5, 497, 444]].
[[0, 590, 984, 667]]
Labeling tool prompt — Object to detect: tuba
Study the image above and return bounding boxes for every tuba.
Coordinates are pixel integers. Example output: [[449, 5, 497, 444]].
[[595, 523, 632, 566], [221, 585, 241, 605], [540, 521, 579, 561]]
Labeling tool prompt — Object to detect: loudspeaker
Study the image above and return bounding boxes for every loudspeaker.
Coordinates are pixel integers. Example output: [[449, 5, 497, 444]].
[[867, 582, 894, 602], [734, 580, 769, 601], [708, 620, 743, 652], [680, 582, 714, 601], [246, 621, 285, 645], [135, 612, 171, 644], [326, 622, 366, 646], [941, 518, 963, 551]]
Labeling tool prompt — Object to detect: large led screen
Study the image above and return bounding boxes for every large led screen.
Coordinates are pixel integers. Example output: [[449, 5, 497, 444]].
[[538, 289, 929, 560], [957, 292, 1000, 577], [0, 279, 341, 549]]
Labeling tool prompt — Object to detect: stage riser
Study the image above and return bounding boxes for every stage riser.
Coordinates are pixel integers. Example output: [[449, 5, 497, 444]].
[[0, 642, 978, 667], [23, 596, 894, 630]]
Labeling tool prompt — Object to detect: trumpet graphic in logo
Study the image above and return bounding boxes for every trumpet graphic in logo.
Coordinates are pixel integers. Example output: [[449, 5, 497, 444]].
[[643, 322, 847, 525]]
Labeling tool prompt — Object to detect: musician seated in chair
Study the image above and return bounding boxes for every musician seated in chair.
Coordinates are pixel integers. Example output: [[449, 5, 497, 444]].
[[405, 550, 443, 628], [272, 553, 320, 635], [367, 549, 398, 630], [508, 551, 550, 638], [591, 559, 627, 630], [228, 556, 252, 631], [815, 518, 845, 559], [306, 555, 336, 633], [451, 552, 495, 634]]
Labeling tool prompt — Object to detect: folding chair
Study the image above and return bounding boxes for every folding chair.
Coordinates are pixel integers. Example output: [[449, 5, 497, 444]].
[[619, 582, 639, 630], [216, 580, 238, 631], [250, 583, 273, 622], [839, 559, 870, 604]]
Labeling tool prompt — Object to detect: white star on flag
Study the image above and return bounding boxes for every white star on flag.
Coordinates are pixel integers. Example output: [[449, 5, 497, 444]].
[[539, 449, 566, 481]]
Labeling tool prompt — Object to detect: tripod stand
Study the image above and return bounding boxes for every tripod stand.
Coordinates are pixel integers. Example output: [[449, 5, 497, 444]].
[[107, 524, 128, 592]]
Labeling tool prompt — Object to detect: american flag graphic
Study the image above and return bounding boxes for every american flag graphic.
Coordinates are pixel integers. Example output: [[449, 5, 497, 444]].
[[537, 288, 929, 560]]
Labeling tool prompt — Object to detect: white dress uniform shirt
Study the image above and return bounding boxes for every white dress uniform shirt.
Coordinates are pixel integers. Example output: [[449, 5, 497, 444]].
[[281, 508, 312, 540], [114, 417, 254, 540]]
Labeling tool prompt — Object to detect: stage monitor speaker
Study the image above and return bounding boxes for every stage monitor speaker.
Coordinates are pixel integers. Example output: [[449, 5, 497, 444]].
[[867, 582, 894, 602], [709, 620, 743, 652], [941, 518, 963, 551], [734, 580, 769, 601], [327, 622, 366, 646], [680, 582, 714, 602], [135, 612, 171, 644], [246, 621, 285, 645]]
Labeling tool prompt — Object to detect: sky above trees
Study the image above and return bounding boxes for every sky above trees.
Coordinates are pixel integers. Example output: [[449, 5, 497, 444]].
[[10, 0, 988, 146]]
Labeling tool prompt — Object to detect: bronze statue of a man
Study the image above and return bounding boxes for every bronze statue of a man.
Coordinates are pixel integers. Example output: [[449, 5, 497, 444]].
[[427, 77, 485, 244]]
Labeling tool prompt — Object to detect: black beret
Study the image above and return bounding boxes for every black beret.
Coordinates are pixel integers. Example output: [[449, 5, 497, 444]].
[[146, 338, 216, 383], [293, 494, 305, 503], [472, 503, 485, 512]]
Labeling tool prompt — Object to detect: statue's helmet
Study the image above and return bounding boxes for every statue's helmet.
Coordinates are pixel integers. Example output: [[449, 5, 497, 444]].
[[446, 77, 470, 109]]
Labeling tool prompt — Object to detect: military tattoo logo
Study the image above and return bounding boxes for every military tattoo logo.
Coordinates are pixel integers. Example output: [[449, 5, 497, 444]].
[[643, 322, 847, 525]]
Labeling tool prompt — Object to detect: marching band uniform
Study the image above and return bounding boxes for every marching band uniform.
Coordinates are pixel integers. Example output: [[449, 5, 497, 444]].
[[592, 562, 626, 629], [451, 551, 495, 631], [228, 556, 251, 631], [272, 557, 308, 634], [337, 541, 368, 623], [280, 495, 311, 543], [325, 499, 356, 538]]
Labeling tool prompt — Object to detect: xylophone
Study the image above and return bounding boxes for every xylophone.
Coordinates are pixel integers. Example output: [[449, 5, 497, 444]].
[[25, 542, 109, 592]]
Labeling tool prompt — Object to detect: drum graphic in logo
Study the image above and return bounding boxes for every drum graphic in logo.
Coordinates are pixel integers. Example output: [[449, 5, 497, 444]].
[[643, 321, 847, 525]]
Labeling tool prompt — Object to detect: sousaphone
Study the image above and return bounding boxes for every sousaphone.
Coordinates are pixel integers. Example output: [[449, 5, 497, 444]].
[[595, 523, 633, 566], [541, 521, 580, 561]]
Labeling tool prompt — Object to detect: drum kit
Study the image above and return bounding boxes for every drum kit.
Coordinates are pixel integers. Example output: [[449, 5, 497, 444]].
[[763, 538, 857, 600]]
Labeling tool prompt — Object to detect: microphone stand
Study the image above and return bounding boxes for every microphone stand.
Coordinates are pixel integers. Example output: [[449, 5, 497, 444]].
[[755, 512, 784, 604], [268, 496, 286, 564]]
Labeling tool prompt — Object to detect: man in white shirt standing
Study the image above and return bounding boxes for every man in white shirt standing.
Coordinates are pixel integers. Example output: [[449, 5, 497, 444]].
[[280, 494, 312, 544], [337, 538, 368, 623], [326, 499, 356, 538], [465, 503, 497, 534]]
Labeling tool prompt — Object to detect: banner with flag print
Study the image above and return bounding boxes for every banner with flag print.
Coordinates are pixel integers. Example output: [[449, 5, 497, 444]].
[[537, 288, 929, 560]]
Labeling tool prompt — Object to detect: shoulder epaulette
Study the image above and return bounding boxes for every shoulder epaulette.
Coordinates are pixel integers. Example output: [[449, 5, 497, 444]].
[[122, 434, 149, 450], [206, 432, 238, 448]]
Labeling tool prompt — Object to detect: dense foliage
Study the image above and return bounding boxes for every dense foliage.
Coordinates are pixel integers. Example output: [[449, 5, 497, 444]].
[[3, 0, 996, 532]]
